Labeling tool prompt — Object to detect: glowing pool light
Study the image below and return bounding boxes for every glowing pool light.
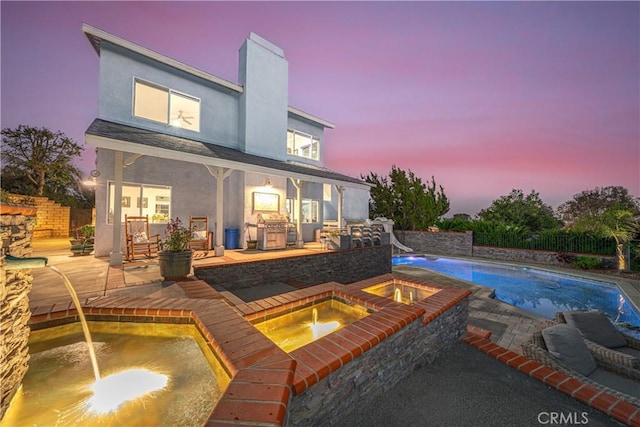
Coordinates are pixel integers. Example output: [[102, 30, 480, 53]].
[[87, 369, 168, 414], [309, 320, 341, 339], [309, 308, 340, 339]]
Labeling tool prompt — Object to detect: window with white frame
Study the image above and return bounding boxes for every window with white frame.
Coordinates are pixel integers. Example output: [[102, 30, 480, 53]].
[[287, 130, 320, 160], [133, 79, 200, 132], [108, 182, 171, 224], [286, 198, 319, 223]]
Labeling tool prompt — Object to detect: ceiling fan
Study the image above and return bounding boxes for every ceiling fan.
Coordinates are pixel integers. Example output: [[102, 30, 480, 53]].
[[172, 110, 193, 126]]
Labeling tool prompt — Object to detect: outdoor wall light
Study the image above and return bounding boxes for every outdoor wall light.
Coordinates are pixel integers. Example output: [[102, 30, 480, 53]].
[[264, 178, 273, 188], [83, 170, 100, 187]]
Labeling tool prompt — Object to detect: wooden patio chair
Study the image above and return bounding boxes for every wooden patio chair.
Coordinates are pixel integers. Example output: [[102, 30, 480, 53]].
[[124, 214, 161, 261], [189, 216, 209, 251]]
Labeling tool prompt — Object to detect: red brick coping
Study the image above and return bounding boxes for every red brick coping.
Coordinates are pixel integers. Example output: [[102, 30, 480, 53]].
[[463, 329, 640, 426], [28, 274, 470, 426]]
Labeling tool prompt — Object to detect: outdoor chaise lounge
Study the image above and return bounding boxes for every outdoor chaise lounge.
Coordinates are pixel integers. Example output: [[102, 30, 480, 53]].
[[521, 323, 640, 407], [556, 310, 640, 370]]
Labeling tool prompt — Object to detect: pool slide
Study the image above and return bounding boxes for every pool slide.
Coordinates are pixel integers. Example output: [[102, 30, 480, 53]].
[[369, 218, 413, 253]]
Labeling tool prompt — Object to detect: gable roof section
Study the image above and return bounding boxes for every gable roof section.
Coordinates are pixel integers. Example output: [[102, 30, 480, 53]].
[[86, 119, 368, 189], [83, 23, 335, 130]]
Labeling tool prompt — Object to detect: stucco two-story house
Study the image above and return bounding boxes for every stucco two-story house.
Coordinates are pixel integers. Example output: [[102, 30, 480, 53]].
[[82, 24, 370, 264]]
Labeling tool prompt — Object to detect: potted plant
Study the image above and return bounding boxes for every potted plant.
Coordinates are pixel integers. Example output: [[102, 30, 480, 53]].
[[245, 222, 258, 250], [158, 217, 193, 280], [70, 224, 95, 256]]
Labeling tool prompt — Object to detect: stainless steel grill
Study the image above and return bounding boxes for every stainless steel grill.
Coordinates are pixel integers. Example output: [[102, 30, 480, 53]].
[[257, 214, 288, 250]]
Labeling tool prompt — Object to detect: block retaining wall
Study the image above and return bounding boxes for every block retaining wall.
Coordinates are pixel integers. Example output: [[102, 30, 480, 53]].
[[195, 244, 392, 290], [31, 196, 70, 238], [395, 230, 473, 256]]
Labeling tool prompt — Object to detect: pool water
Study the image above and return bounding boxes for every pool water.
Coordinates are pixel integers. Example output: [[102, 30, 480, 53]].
[[393, 255, 640, 338]]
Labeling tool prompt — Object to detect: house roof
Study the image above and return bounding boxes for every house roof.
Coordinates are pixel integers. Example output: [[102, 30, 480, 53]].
[[82, 23, 335, 129], [85, 119, 368, 189]]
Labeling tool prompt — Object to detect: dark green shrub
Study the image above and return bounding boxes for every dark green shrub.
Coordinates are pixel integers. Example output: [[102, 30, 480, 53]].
[[573, 256, 603, 270]]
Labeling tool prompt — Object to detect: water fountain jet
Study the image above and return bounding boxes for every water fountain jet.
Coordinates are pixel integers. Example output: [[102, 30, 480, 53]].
[[2, 256, 226, 426]]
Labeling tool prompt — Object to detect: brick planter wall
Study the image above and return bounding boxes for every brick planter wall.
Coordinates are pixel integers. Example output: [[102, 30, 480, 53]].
[[0, 205, 37, 419], [195, 245, 392, 290], [287, 299, 468, 426]]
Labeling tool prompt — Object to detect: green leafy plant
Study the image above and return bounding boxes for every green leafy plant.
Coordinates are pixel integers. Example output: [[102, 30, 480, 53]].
[[573, 256, 603, 270], [160, 217, 191, 252], [79, 224, 95, 239]]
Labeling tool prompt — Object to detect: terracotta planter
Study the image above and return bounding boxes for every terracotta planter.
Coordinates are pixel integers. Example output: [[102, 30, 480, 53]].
[[158, 250, 193, 281]]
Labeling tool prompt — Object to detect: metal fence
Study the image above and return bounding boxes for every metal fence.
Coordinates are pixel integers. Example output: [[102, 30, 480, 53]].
[[473, 233, 617, 256]]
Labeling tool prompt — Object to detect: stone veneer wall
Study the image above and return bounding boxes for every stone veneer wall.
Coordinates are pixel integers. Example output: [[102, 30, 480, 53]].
[[0, 206, 37, 419], [287, 299, 468, 426], [195, 244, 392, 290], [472, 246, 617, 269], [395, 230, 473, 256], [395, 230, 616, 268]]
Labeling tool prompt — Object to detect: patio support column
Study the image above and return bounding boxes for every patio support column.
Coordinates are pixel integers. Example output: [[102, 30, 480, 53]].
[[206, 166, 233, 256], [109, 150, 124, 266], [335, 185, 344, 231], [290, 178, 305, 248]]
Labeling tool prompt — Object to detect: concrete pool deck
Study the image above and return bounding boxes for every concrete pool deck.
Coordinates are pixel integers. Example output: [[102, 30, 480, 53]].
[[24, 239, 640, 425]]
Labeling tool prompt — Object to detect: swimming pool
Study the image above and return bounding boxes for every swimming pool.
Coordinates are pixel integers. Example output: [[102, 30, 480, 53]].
[[393, 255, 640, 338]]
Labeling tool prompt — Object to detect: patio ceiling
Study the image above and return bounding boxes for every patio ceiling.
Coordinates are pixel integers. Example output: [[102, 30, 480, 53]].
[[85, 119, 369, 190]]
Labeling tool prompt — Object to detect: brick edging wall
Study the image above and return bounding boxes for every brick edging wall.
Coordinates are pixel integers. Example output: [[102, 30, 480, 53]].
[[463, 331, 640, 426]]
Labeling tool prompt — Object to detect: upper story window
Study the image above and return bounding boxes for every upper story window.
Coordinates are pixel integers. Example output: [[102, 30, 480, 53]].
[[133, 79, 200, 132], [287, 130, 319, 161]]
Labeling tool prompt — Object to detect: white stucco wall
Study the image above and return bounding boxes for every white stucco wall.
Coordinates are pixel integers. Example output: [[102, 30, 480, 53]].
[[93, 149, 245, 256], [238, 33, 288, 160], [89, 31, 370, 255], [98, 43, 240, 149]]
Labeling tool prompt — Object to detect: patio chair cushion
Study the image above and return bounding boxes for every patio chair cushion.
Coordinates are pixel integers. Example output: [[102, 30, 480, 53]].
[[542, 324, 596, 376], [588, 368, 640, 398], [133, 231, 149, 243], [563, 311, 627, 348], [192, 230, 208, 240]]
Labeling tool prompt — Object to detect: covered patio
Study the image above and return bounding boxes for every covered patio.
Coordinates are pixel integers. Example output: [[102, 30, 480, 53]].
[[86, 119, 370, 266]]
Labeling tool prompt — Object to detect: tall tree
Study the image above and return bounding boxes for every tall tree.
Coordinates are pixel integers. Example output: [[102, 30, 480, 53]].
[[557, 186, 640, 226], [363, 166, 449, 230], [478, 189, 562, 233], [1, 125, 83, 196]]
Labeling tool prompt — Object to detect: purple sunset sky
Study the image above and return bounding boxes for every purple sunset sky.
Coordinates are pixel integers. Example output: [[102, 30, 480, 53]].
[[2, 1, 638, 216]]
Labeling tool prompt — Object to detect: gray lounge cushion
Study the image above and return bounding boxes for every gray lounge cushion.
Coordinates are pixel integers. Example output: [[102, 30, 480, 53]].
[[563, 311, 627, 348], [542, 324, 597, 376], [616, 346, 640, 359], [588, 368, 640, 398]]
